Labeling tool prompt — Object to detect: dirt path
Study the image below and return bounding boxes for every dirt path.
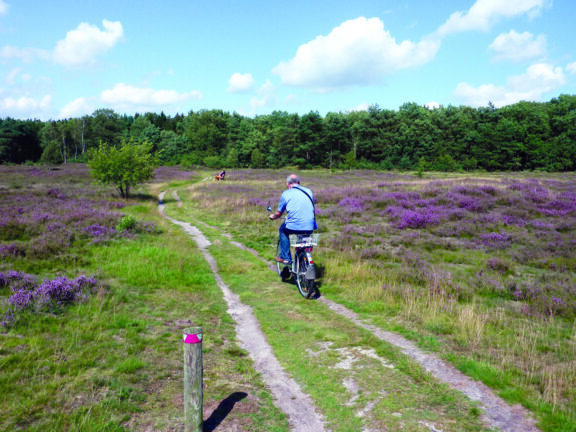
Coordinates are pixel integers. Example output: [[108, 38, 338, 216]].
[[159, 192, 328, 432], [317, 298, 540, 432], [160, 189, 541, 432]]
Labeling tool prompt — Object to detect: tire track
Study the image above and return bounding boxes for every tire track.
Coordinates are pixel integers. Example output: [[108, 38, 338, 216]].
[[159, 191, 328, 432], [317, 298, 540, 432]]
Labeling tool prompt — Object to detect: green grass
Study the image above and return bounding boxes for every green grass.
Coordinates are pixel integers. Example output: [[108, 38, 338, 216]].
[[171, 169, 576, 431], [0, 194, 288, 431], [3, 168, 576, 431], [182, 217, 492, 431]]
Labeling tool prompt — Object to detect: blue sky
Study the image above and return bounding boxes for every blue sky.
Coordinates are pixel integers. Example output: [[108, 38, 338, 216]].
[[1, 0, 575, 120]]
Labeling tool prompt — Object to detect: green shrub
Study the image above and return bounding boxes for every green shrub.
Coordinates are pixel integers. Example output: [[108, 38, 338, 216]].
[[116, 215, 137, 232]]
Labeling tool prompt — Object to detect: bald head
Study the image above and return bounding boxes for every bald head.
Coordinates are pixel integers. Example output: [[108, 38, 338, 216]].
[[286, 174, 301, 187]]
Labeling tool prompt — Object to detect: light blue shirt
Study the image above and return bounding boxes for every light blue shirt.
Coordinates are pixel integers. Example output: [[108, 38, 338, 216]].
[[278, 185, 315, 231]]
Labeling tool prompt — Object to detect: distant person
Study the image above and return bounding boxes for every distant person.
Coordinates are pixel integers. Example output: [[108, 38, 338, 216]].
[[215, 169, 226, 181], [269, 174, 316, 264]]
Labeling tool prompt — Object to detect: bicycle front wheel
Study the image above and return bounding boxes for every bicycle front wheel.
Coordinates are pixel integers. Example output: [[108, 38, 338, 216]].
[[295, 251, 315, 299]]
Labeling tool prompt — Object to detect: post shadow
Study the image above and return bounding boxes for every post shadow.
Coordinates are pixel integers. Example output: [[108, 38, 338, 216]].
[[203, 392, 247, 432]]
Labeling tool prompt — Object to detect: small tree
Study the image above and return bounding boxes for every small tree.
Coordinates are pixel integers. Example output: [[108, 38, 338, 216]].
[[251, 148, 266, 168], [416, 157, 429, 177], [87, 139, 159, 198], [344, 150, 356, 170]]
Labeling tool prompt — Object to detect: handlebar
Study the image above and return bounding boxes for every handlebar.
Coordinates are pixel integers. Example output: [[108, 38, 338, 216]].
[[267, 204, 285, 220]]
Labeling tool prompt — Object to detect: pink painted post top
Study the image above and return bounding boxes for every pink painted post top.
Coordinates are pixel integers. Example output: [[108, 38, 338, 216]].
[[183, 333, 203, 344]]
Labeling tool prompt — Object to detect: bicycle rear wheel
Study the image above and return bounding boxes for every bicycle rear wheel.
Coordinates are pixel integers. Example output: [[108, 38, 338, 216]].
[[295, 251, 315, 299]]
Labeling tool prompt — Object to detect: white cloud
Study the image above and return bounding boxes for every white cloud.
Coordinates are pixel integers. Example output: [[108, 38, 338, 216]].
[[249, 80, 277, 113], [0, 45, 50, 63], [0, 94, 52, 118], [273, 17, 440, 91], [4, 68, 33, 86], [283, 94, 298, 105], [567, 62, 576, 74], [53, 20, 124, 66], [424, 101, 440, 110], [100, 83, 202, 111], [349, 103, 370, 112], [227, 73, 255, 93], [259, 79, 275, 95], [59, 97, 95, 119], [489, 30, 546, 62], [5, 68, 20, 84], [454, 63, 565, 107], [60, 83, 204, 118], [437, 0, 549, 36], [0, 0, 9, 16]]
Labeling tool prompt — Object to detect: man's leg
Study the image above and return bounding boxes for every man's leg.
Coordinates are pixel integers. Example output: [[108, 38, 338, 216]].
[[279, 226, 314, 262], [278, 222, 291, 262]]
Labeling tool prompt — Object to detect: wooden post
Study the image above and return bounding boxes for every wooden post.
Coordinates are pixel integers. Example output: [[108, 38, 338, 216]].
[[183, 326, 203, 432]]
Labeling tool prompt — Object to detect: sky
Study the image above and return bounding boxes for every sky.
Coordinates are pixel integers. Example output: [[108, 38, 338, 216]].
[[1, 0, 575, 120]]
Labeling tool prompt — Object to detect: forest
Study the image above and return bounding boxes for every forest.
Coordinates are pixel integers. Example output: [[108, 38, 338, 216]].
[[1, 93, 575, 172]]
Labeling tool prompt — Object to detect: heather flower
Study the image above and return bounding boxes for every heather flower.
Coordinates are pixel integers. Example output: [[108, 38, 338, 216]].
[[477, 185, 499, 196], [0, 270, 38, 291], [109, 201, 127, 209], [487, 257, 509, 274], [83, 224, 115, 238], [8, 289, 34, 311], [246, 198, 266, 207], [402, 250, 429, 270], [396, 209, 440, 229], [480, 231, 512, 249], [529, 219, 555, 230], [2, 273, 101, 325], [46, 188, 66, 199], [501, 214, 528, 227], [0, 243, 26, 258], [473, 271, 506, 296], [34, 276, 78, 311], [446, 191, 493, 212], [27, 230, 74, 259], [385, 205, 405, 219], [338, 197, 364, 213], [32, 212, 52, 223], [136, 221, 161, 235], [508, 278, 576, 318]]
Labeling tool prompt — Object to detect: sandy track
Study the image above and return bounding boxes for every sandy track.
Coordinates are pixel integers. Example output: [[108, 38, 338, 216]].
[[318, 298, 540, 432], [159, 192, 328, 432]]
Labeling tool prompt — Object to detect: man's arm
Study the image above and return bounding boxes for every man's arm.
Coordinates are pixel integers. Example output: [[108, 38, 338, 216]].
[[269, 210, 282, 220]]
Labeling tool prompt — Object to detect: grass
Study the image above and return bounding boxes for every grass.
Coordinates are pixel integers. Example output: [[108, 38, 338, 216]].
[[173, 168, 576, 431], [0, 165, 288, 431], [2, 165, 575, 431], [203, 231, 491, 431]]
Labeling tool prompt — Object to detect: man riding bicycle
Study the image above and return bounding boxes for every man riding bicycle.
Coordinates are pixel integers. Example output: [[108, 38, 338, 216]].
[[269, 174, 317, 265]]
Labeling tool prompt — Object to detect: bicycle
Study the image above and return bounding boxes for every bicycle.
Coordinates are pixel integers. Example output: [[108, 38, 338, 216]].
[[268, 206, 319, 299], [280, 233, 319, 298]]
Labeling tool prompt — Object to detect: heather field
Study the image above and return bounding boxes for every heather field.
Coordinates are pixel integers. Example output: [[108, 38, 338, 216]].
[[180, 168, 576, 431], [1, 164, 576, 431], [0, 165, 288, 431]]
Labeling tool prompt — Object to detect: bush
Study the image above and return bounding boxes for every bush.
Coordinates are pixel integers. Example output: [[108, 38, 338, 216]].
[[1, 272, 102, 326], [116, 215, 137, 232], [87, 139, 159, 198]]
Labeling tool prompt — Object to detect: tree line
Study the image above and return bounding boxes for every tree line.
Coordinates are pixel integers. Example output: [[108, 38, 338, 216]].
[[1, 94, 575, 172]]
